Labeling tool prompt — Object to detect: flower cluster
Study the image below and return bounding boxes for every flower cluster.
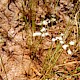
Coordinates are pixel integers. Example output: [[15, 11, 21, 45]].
[[62, 41, 75, 55], [52, 34, 75, 55], [33, 27, 49, 37], [33, 27, 75, 55], [36, 15, 56, 27]]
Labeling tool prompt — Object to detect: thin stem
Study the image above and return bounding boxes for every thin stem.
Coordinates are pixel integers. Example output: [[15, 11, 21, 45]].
[[0, 54, 8, 80]]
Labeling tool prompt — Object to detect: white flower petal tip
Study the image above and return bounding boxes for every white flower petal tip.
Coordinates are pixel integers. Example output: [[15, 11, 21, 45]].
[[52, 38, 57, 42], [46, 19, 51, 23], [45, 32, 49, 36], [42, 20, 48, 25], [40, 27, 46, 32], [42, 32, 49, 37], [62, 44, 69, 50], [69, 41, 75, 45], [33, 32, 41, 37], [60, 40, 64, 44], [56, 36, 63, 41], [67, 49, 73, 55], [60, 33, 64, 36]]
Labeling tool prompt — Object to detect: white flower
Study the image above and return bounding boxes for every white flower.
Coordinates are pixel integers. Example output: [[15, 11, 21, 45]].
[[42, 32, 49, 37], [60, 33, 64, 36], [67, 49, 73, 54], [42, 20, 48, 25], [44, 32, 49, 36], [46, 19, 50, 23], [41, 33, 45, 37], [60, 40, 64, 44], [56, 36, 63, 41], [52, 38, 57, 42], [33, 32, 41, 37], [40, 27, 46, 32], [69, 41, 75, 45], [62, 44, 69, 50]]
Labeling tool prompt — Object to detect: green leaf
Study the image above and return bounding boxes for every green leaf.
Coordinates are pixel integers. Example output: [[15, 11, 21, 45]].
[[77, 67, 80, 71]]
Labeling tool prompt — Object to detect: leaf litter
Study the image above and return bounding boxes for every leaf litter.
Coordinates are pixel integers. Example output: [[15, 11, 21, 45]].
[[0, 0, 80, 80]]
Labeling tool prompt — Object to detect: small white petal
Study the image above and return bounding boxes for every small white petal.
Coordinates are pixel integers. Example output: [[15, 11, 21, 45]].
[[47, 20, 50, 23], [60, 40, 64, 44], [42, 20, 48, 25], [42, 33, 45, 37], [40, 27, 46, 32], [46, 19, 50, 23], [62, 44, 69, 50], [67, 49, 73, 54], [45, 32, 49, 36], [42, 32, 49, 37], [52, 38, 57, 42], [56, 36, 63, 41], [60, 33, 64, 36], [56, 37, 58, 40], [33, 32, 41, 37], [69, 41, 75, 45]]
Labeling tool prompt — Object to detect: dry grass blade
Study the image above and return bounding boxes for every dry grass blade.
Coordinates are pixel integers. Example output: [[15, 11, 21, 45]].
[[0, 54, 8, 80], [54, 61, 80, 68]]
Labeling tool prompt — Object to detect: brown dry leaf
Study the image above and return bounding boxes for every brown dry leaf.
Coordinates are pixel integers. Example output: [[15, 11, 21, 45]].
[[64, 64, 76, 72], [42, 38, 52, 49], [22, 58, 31, 74], [14, 32, 23, 42]]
